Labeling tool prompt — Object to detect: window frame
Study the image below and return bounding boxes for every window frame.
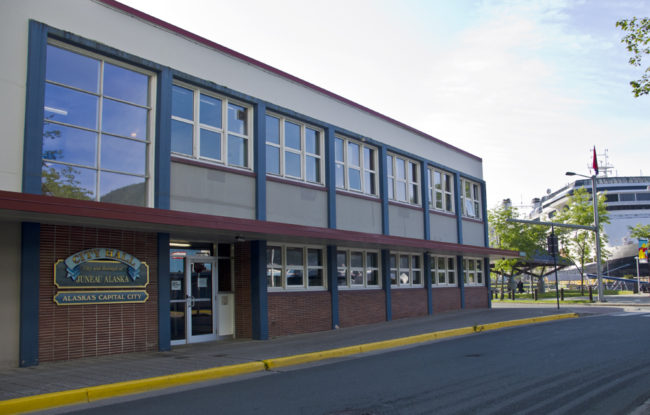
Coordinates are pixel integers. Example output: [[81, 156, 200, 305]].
[[428, 167, 455, 213], [42, 39, 155, 207], [334, 136, 379, 197], [389, 252, 424, 288], [170, 81, 253, 170], [265, 112, 325, 185], [460, 178, 482, 219], [336, 249, 381, 289], [430, 255, 457, 287], [386, 153, 421, 206], [463, 257, 484, 287], [266, 244, 327, 291]]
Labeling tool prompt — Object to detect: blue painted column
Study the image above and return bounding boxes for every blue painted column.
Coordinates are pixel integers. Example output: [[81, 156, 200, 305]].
[[381, 249, 392, 321], [457, 255, 465, 309], [20, 222, 40, 367], [421, 163, 433, 314], [22, 20, 48, 195], [485, 257, 492, 309], [157, 233, 171, 351], [481, 182, 491, 308], [154, 68, 172, 210], [254, 102, 267, 221], [250, 240, 268, 340], [327, 246, 339, 329], [424, 254, 433, 315], [379, 146, 390, 235], [325, 126, 336, 229]]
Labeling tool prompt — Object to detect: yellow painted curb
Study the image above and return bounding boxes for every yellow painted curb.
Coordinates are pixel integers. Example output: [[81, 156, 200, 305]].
[[0, 313, 578, 414], [0, 361, 265, 415]]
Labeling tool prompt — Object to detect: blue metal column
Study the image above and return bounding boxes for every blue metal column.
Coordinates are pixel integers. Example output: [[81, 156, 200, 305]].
[[457, 255, 465, 309], [421, 162, 433, 314], [481, 182, 491, 308], [20, 222, 40, 367], [381, 249, 392, 321], [485, 257, 492, 308], [154, 68, 172, 210], [379, 146, 390, 235], [455, 174, 465, 308], [22, 20, 48, 195], [250, 240, 268, 340], [424, 254, 433, 315], [327, 246, 339, 329], [157, 233, 171, 351], [325, 126, 336, 229], [254, 102, 267, 221]]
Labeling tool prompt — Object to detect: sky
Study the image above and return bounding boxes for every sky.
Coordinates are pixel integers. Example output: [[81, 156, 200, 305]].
[[120, 0, 650, 210]]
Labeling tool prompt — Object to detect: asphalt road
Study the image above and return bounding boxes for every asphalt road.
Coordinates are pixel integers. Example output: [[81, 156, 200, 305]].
[[56, 311, 650, 415]]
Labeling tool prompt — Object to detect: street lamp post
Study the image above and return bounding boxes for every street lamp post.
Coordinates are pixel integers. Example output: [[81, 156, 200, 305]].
[[565, 171, 604, 302]]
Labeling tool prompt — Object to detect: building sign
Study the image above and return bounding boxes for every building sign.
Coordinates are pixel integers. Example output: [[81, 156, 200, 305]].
[[54, 291, 148, 305], [54, 248, 149, 289], [53, 248, 149, 306]]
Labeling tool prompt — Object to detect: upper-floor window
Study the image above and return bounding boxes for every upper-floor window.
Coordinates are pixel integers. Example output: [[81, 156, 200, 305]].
[[337, 249, 380, 288], [266, 245, 325, 290], [461, 178, 482, 219], [463, 257, 484, 286], [430, 255, 456, 286], [429, 168, 454, 213], [171, 84, 251, 169], [387, 154, 420, 205], [334, 136, 378, 196], [42, 42, 152, 207], [265, 114, 324, 184], [390, 252, 423, 287]]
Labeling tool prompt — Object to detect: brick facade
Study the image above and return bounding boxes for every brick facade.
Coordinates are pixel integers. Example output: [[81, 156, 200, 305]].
[[391, 288, 428, 320], [267, 291, 331, 337], [39, 225, 158, 363], [464, 286, 489, 309], [339, 290, 386, 328], [432, 287, 461, 313], [234, 242, 252, 339]]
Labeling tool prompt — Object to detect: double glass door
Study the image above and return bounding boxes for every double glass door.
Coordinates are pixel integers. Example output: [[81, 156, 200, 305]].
[[171, 256, 218, 345]]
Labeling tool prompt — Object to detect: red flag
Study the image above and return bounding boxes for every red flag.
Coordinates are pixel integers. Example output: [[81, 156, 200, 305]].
[[592, 147, 599, 175]]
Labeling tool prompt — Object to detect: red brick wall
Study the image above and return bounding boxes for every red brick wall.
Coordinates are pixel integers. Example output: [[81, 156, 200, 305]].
[[339, 290, 386, 328], [234, 242, 252, 339], [267, 291, 331, 337], [391, 288, 428, 320], [39, 225, 158, 362], [465, 286, 489, 309], [432, 287, 461, 313]]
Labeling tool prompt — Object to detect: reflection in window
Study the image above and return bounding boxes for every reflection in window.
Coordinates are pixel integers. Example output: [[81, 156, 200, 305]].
[[266, 245, 325, 290], [41, 43, 150, 206], [171, 84, 251, 168], [337, 249, 380, 288], [390, 252, 423, 287]]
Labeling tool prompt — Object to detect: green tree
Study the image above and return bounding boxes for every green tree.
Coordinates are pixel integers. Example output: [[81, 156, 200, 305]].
[[41, 165, 93, 200], [628, 223, 650, 240], [554, 187, 610, 293], [489, 204, 547, 295], [616, 17, 650, 97]]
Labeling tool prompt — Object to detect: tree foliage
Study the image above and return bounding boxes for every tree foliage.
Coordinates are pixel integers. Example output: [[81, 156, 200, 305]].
[[628, 223, 650, 240], [554, 187, 610, 283], [616, 17, 650, 97]]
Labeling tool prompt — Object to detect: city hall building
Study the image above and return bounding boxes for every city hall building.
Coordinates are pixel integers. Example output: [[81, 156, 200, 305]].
[[0, 0, 517, 368]]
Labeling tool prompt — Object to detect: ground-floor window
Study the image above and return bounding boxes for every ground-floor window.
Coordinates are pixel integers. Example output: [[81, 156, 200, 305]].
[[463, 257, 484, 286], [430, 255, 456, 287], [266, 244, 325, 290], [390, 252, 423, 287], [337, 249, 381, 289]]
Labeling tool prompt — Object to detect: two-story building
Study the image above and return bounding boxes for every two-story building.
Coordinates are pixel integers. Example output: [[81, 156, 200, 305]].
[[0, 0, 517, 368]]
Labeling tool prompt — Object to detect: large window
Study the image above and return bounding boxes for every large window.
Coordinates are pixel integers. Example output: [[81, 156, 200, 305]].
[[266, 114, 324, 184], [463, 258, 484, 286], [335, 136, 378, 196], [337, 250, 380, 288], [429, 168, 454, 213], [42, 42, 152, 206], [387, 154, 420, 205], [390, 252, 423, 287], [461, 178, 482, 219], [430, 255, 457, 286], [171, 84, 251, 169], [266, 245, 325, 290]]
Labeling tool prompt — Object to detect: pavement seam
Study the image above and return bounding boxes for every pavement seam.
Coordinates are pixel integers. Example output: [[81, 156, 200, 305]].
[[0, 313, 578, 415]]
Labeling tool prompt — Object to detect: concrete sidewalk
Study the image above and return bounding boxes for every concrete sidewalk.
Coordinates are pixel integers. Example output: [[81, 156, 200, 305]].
[[0, 307, 589, 413]]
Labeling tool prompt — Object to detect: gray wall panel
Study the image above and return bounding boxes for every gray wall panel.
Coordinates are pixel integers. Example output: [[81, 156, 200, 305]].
[[266, 181, 327, 227], [462, 219, 486, 246], [429, 213, 458, 243], [388, 204, 424, 239], [170, 162, 255, 219], [336, 194, 382, 234]]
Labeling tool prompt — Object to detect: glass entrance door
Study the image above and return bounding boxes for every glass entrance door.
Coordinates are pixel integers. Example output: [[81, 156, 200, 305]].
[[170, 256, 218, 345]]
